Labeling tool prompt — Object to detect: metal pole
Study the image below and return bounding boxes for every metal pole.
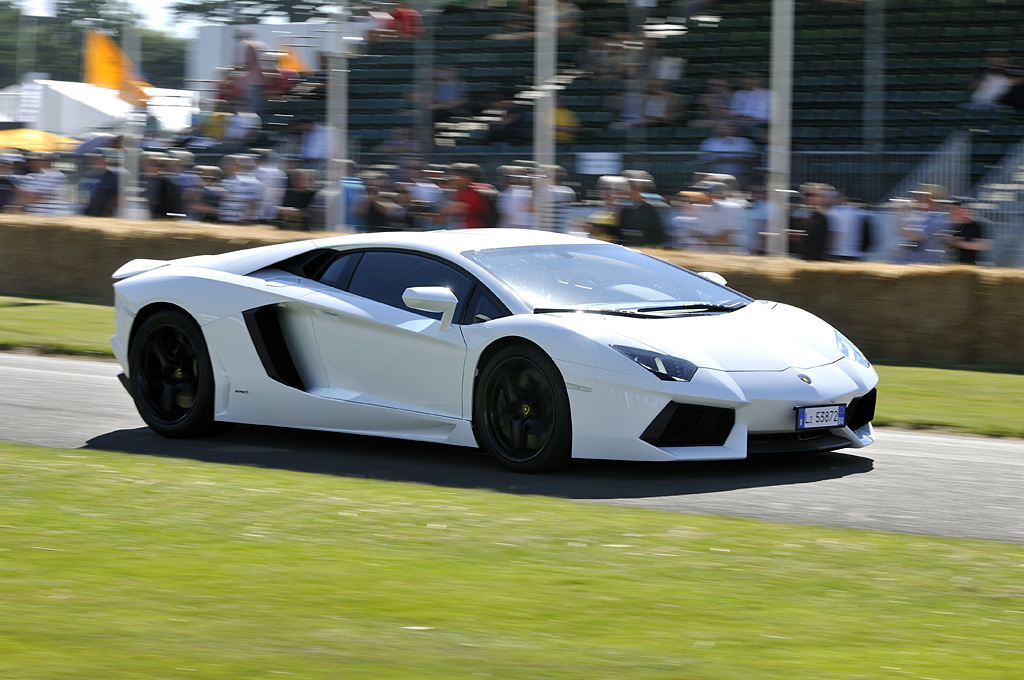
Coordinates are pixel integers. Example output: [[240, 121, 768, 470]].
[[327, 0, 349, 229], [767, 0, 794, 257], [863, 0, 885, 200], [533, 0, 556, 228], [415, 1, 434, 155], [120, 17, 142, 219]]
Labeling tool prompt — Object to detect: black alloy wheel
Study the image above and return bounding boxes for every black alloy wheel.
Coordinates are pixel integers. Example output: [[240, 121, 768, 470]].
[[129, 308, 223, 438], [474, 344, 571, 473]]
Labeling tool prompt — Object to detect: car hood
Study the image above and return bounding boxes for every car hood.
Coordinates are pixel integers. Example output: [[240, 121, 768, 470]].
[[556, 301, 845, 372]]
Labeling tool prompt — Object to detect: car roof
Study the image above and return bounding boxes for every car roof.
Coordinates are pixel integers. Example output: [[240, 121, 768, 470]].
[[309, 228, 600, 259]]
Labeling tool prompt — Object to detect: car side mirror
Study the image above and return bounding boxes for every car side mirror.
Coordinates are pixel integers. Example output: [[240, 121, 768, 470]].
[[402, 286, 459, 330], [697, 271, 728, 287]]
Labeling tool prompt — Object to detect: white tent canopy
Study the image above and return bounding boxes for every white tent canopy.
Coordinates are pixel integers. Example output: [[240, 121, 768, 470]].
[[0, 80, 198, 138]]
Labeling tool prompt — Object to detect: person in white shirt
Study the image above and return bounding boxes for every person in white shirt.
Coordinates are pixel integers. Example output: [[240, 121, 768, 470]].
[[497, 167, 534, 229], [826, 190, 871, 261], [730, 73, 771, 127], [252, 148, 287, 223]]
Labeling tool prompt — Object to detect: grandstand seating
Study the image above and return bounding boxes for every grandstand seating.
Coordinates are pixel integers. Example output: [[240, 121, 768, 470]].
[[260, 0, 1024, 196]]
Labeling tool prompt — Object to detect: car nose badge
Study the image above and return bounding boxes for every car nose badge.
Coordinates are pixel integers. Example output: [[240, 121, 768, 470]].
[[798, 374, 813, 385]]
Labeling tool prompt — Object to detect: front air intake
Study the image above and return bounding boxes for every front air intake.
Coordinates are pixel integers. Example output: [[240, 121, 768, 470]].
[[640, 403, 735, 448], [846, 388, 877, 431]]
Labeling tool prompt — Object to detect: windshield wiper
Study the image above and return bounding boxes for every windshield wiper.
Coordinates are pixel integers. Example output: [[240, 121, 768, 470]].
[[533, 307, 656, 318], [635, 302, 747, 314]]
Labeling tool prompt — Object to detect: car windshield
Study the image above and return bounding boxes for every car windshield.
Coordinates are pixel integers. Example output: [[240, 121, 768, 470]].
[[463, 243, 750, 313]]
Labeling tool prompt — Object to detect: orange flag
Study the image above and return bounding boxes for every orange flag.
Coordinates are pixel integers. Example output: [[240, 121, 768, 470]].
[[84, 30, 151, 106], [277, 44, 312, 73]]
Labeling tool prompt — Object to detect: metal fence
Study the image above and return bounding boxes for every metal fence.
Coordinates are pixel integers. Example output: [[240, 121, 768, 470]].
[[358, 149, 932, 205], [972, 137, 1024, 268]]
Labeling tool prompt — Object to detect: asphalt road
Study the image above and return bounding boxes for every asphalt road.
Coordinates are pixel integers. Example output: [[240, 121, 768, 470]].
[[2, 352, 1022, 544]]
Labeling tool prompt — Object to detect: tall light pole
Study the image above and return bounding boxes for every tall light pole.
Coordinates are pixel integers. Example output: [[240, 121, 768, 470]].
[[533, 0, 556, 228], [327, 0, 350, 229], [767, 0, 794, 257]]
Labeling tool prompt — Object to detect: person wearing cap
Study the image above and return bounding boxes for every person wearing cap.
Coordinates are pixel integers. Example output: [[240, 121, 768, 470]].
[[944, 197, 992, 265]]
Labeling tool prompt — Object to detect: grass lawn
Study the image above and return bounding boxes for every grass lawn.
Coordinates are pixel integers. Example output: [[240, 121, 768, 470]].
[[1, 442, 1022, 679], [2, 295, 1023, 438], [0, 295, 114, 357]]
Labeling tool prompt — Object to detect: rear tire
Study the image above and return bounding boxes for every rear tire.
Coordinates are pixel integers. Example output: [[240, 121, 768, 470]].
[[128, 308, 224, 438], [474, 345, 572, 473]]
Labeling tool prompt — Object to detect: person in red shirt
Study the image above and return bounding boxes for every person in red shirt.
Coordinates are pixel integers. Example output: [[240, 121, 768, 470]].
[[389, 2, 424, 39], [445, 163, 496, 229]]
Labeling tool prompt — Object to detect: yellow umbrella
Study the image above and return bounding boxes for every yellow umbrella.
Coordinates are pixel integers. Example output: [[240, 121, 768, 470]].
[[0, 128, 80, 152]]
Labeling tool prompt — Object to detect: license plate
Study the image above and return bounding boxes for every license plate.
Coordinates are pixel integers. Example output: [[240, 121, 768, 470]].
[[796, 404, 846, 430]]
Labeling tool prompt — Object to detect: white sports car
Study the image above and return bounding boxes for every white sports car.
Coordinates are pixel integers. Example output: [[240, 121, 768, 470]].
[[111, 228, 877, 472]]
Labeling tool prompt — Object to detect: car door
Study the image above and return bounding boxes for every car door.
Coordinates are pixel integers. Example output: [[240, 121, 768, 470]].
[[302, 250, 474, 419]]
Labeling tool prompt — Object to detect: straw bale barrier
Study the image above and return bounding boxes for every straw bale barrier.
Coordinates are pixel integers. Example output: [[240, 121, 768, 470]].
[[2, 216, 1023, 370]]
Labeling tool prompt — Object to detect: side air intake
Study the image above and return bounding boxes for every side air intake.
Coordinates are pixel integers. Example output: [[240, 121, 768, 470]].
[[242, 306, 306, 391]]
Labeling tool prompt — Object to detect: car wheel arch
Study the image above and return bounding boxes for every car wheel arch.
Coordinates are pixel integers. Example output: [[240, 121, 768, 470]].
[[128, 302, 195, 364]]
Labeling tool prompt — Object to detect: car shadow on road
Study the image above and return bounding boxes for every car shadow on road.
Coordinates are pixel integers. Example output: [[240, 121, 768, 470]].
[[86, 424, 875, 501]]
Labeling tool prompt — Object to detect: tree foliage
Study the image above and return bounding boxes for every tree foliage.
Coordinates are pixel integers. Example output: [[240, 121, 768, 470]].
[[0, 0, 186, 90], [170, 0, 331, 25]]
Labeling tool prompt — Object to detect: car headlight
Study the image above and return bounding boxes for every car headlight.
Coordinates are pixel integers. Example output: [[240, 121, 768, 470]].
[[835, 331, 871, 368], [610, 345, 698, 382]]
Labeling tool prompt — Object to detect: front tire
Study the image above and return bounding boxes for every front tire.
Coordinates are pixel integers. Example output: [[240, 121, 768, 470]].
[[474, 345, 572, 473], [128, 308, 222, 438]]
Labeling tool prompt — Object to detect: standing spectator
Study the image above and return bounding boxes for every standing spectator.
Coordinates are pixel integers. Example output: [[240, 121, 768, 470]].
[[15, 152, 68, 216], [792, 182, 832, 261], [84, 150, 124, 218], [252, 148, 287, 224], [826, 189, 872, 261], [218, 155, 262, 224], [237, 29, 272, 116], [619, 171, 667, 247], [497, 166, 534, 229], [77, 153, 106, 214], [698, 121, 758, 189], [901, 184, 950, 264], [444, 163, 495, 229], [585, 174, 628, 242], [683, 181, 742, 252], [189, 166, 225, 222], [150, 156, 183, 220], [278, 169, 320, 231], [541, 165, 577, 232], [944, 197, 992, 265], [0, 154, 22, 212], [332, 159, 367, 232]]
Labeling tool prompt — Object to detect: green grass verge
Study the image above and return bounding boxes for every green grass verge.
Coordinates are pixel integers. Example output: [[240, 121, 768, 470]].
[[874, 365, 1024, 438], [1, 442, 1022, 679], [2, 295, 1023, 438], [0, 295, 115, 357]]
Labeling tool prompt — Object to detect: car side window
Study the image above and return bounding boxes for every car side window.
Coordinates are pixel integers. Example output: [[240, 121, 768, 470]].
[[347, 251, 473, 321], [464, 287, 508, 324], [318, 253, 362, 290]]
